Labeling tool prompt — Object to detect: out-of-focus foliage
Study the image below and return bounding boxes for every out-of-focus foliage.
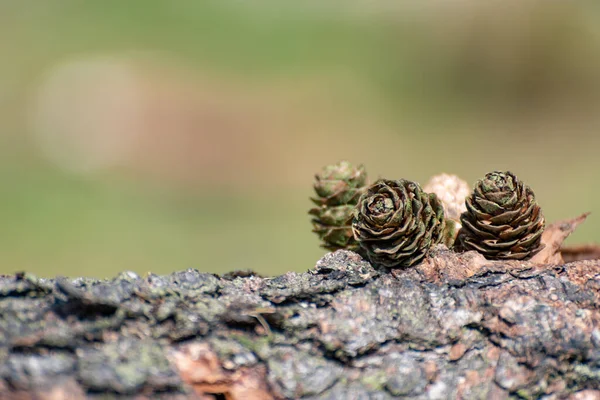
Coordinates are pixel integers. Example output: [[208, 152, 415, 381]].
[[1, 0, 599, 277]]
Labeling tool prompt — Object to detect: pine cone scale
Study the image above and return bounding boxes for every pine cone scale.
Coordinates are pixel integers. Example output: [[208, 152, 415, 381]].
[[356, 222, 404, 240], [510, 204, 540, 226], [479, 221, 511, 235], [404, 226, 427, 249], [497, 224, 529, 239], [509, 253, 530, 260], [518, 230, 544, 246], [322, 228, 354, 247], [465, 198, 491, 219], [481, 238, 520, 249], [461, 218, 497, 239], [486, 191, 518, 207], [489, 208, 524, 225], [462, 238, 493, 254], [314, 205, 355, 225], [474, 197, 506, 214]]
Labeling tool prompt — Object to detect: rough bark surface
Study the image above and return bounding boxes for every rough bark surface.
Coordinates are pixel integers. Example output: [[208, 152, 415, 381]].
[[1, 247, 600, 399]]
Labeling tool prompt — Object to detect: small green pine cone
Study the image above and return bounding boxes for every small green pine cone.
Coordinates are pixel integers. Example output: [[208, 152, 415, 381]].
[[456, 171, 545, 260], [309, 161, 368, 252], [352, 179, 446, 268]]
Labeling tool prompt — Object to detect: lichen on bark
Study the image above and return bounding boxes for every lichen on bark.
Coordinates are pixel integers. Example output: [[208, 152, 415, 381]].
[[1, 225, 600, 399]]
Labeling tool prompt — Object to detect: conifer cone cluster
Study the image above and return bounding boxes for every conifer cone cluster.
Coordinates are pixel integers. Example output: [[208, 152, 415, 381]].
[[309, 161, 367, 252], [456, 171, 545, 260], [309, 163, 547, 268], [352, 179, 446, 268]]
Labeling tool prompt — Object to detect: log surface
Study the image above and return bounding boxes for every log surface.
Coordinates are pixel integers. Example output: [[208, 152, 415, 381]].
[[1, 248, 600, 399]]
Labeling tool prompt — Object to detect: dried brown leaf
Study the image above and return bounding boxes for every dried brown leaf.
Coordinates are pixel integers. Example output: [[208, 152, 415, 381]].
[[530, 213, 590, 265]]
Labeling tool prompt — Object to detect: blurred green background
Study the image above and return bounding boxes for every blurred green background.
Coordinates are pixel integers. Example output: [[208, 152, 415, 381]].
[[1, 1, 599, 278]]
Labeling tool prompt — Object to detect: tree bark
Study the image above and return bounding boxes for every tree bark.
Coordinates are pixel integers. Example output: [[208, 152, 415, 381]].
[[1, 247, 600, 399]]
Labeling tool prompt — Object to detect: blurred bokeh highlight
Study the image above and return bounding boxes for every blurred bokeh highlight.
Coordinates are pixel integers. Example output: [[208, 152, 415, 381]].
[[1, 1, 599, 277]]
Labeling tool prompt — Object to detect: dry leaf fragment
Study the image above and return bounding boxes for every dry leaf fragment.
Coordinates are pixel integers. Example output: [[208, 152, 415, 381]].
[[530, 213, 590, 265]]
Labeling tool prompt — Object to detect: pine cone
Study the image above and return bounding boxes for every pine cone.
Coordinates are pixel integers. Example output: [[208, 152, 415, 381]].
[[309, 161, 367, 252], [424, 173, 470, 247], [352, 179, 446, 268], [456, 171, 545, 260]]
